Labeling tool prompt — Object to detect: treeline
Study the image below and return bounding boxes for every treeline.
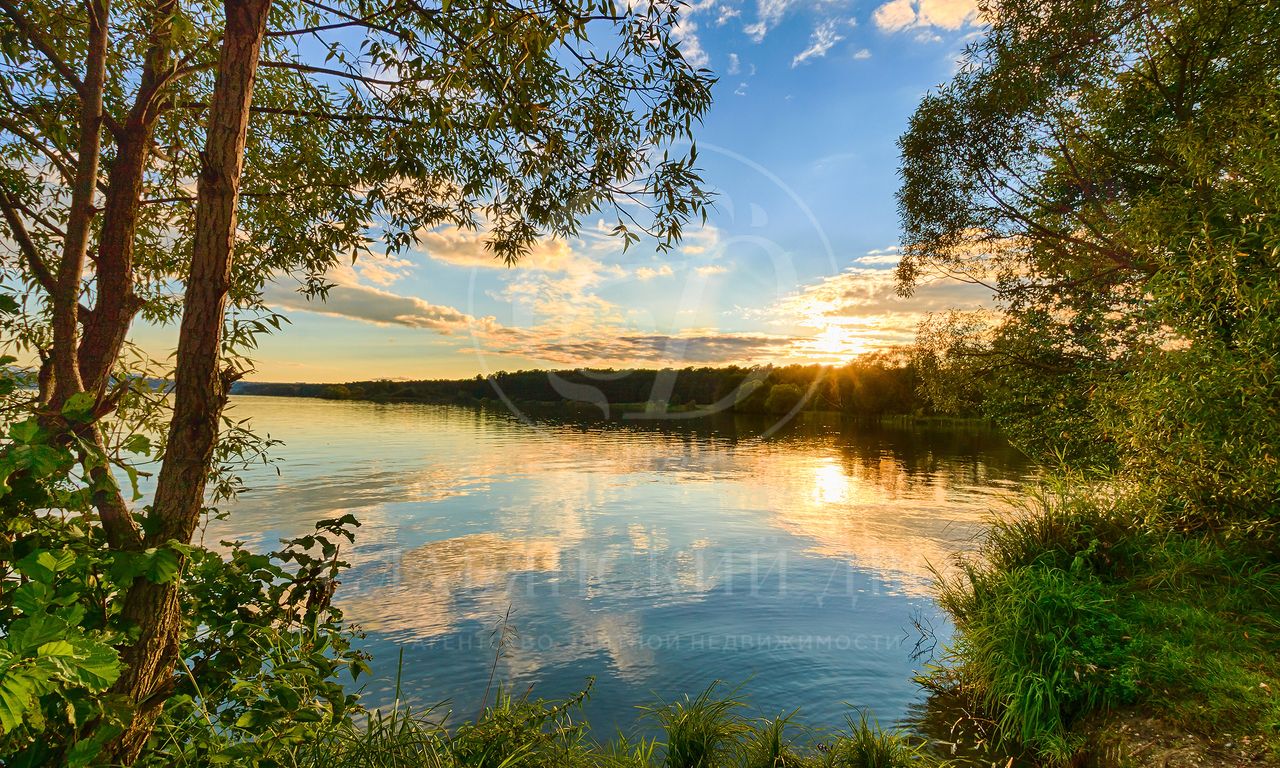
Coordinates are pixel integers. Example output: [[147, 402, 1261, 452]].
[[235, 350, 951, 418]]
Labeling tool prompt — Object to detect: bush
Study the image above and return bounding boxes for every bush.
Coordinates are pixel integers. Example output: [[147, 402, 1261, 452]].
[[0, 388, 370, 766], [929, 488, 1280, 765]]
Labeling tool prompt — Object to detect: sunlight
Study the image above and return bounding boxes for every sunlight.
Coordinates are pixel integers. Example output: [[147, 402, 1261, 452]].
[[811, 458, 852, 505], [812, 323, 872, 362]]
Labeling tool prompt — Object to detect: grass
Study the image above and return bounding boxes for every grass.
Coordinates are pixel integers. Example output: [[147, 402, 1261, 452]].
[[271, 682, 936, 768], [924, 482, 1280, 765]]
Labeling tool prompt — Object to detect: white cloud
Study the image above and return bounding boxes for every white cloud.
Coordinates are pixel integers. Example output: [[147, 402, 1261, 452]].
[[673, 18, 709, 68], [853, 47, 872, 60], [348, 254, 415, 287], [727, 53, 741, 74], [872, 0, 915, 31], [744, 0, 794, 42], [854, 246, 901, 265], [716, 5, 740, 25], [760, 260, 992, 358], [677, 224, 722, 256], [635, 264, 675, 280], [872, 0, 978, 33], [791, 19, 845, 67], [696, 264, 729, 276]]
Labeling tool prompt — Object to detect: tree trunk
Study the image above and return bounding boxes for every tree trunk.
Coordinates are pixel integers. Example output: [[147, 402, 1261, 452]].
[[107, 0, 272, 760], [78, 0, 179, 397], [48, 0, 110, 407]]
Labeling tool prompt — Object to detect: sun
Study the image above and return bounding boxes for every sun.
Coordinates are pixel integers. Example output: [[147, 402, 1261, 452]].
[[808, 323, 872, 363]]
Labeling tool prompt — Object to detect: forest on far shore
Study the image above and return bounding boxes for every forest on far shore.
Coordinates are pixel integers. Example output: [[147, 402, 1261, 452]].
[[233, 350, 953, 419]]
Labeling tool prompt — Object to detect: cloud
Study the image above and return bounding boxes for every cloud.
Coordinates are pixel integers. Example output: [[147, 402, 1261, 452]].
[[351, 255, 414, 286], [476, 328, 794, 366], [853, 48, 872, 60], [265, 280, 479, 333], [791, 19, 845, 67], [418, 225, 582, 271], [872, 0, 978, 32], [673, 18, 709, 68], [763, 255, 992, 358], [727, 53, 741, 75], [268, 226, 991, 372], [744, 0, 794, 41], [635, 264, 675, 280], [853, 246, 901, 265], [872, 0, 915, 31], [677, 224, 722, 256]]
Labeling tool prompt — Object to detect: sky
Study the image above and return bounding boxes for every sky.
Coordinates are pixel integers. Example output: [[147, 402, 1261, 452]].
[[138, 0, 994, 382]]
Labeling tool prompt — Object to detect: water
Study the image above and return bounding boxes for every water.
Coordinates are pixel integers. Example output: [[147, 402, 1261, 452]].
[[205, 396, 1032, 735]]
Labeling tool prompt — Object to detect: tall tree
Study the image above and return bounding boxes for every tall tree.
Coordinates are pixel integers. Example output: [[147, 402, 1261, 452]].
[[898, 0, 1280, 521], [0, 0, 712, 759]]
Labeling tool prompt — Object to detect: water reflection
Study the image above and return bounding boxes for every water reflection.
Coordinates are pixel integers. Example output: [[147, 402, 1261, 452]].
[[207, 397, 1031, 733]]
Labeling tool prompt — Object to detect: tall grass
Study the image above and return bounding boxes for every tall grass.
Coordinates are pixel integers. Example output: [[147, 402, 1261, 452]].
[[927, 482, 1280, 765], [277, 682, 936, 768]]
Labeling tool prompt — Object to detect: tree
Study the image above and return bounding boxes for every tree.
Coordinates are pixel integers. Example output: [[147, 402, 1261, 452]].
[[0, 0, 713, 760], [762, 382, 803, 416], [898, 0, 1280, 521]]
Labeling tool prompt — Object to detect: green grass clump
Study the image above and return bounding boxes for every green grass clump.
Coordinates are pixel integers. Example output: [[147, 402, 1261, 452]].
[[643, 685, 750, 768], [824, 711, 930, 768], [928, 483, 1280, 765]]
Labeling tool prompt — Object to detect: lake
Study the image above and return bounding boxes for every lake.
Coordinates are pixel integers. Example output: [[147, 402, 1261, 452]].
[[205, 395, 1032, 737]]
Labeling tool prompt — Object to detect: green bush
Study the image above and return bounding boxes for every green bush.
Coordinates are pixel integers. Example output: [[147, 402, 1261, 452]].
[[929, 489, 1280, 765], [0, 377, 371, 766]]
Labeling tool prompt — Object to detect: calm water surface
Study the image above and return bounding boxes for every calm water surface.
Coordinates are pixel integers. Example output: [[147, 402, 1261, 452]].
[[206, 396, 1032, 734]]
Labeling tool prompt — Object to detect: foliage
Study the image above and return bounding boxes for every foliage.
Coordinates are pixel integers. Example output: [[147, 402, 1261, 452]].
[[900, 5, 1280, 752], [928, 484, 1280, 765], [0, 361, 373, 765], [825, 711, 929, 768], [899, 0, 1280, 520], [237, 351, 941, 420], [0, 403, 127, 766], [276, 682, 935, 768]]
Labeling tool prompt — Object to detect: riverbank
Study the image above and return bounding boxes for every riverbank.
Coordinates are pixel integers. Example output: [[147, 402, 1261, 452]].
[[921, 482, 1280, 767]]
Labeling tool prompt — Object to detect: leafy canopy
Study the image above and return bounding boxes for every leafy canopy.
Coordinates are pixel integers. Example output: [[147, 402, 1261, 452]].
[[899, 0, 1280, 523]]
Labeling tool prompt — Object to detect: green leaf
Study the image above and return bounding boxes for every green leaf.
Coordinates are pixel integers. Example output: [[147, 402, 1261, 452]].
[[0, 679, 32, 733], [36, 640, 74, 658], [143, 547, 182, 584], [8, 418, 40, 444], [60, 392, 96, 422], [121, 463, 143, 502], [67, 643, 121, 689], [121, 434, 152, 455]]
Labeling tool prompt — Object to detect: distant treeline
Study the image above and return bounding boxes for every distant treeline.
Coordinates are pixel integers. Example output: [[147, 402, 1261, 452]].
[[235, 351, 959, 418]]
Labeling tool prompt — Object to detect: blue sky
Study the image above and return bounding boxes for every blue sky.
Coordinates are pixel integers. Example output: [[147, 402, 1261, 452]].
[[143, 0, 994, 382]]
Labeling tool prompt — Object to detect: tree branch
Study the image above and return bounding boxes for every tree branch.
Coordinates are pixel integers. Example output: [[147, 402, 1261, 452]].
[[0, 114, 78, 184], [178, 100, 422, 126], [0, 0, 124, 137], [0, 190, 56, 292], [258, 59, 408, 86]]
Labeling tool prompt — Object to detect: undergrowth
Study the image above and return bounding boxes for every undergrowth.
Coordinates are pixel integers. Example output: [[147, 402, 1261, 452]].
[[925, 483, 1280, 765], [265, 682, 936, 768]]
